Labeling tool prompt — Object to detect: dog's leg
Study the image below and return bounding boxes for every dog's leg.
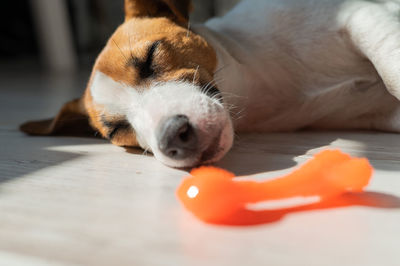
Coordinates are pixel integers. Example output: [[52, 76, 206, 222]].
[[342, 1, 400, 100]]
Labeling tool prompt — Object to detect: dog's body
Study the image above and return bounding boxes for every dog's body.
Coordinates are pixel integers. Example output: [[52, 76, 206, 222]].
[[197, 0, 400, 133], [21, 0, 400, 167]]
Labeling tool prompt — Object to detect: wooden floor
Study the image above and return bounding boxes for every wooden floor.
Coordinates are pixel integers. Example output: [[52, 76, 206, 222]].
[[1, 70, 400, 266]]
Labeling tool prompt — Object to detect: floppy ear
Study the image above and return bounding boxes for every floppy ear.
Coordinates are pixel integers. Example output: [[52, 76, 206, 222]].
[[20, 98, 96, 137], [124, 0, 192, 25]]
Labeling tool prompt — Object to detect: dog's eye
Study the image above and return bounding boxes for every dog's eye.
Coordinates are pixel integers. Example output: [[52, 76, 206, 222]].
[[103, 119, 132, 140], [130, 41, 161, 80], [203, 85, 223, 102]]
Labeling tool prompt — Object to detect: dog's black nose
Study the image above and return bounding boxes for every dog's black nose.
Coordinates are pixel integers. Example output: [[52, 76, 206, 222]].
[[157, 115, 198, 160]]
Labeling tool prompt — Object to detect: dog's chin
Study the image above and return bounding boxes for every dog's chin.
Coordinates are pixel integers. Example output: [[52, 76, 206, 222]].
[[155, 120, 234, 169], [199, 119, 234, 165]]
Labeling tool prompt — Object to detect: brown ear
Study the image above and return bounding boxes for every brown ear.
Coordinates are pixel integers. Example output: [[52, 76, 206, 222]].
[[124, 0, 192, 25], [20, 98, 96, 137]]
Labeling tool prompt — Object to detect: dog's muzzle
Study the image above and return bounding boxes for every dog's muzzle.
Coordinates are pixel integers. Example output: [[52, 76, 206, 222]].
[[157, 114, 198, 160]]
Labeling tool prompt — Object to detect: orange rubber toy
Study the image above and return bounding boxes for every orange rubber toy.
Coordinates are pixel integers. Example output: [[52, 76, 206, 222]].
[[176, 150, 373, 224]]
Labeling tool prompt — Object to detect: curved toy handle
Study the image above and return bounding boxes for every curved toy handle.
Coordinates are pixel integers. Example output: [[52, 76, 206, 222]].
[[237, 150, 372, 203]]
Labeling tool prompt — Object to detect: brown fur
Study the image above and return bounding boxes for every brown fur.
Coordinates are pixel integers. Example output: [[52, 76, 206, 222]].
[[124, 0, 193, 25], [21, 0, 217, 148]]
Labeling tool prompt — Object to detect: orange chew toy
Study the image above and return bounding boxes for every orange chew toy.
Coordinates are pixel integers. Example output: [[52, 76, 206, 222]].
[[176, 150, 373, 224]]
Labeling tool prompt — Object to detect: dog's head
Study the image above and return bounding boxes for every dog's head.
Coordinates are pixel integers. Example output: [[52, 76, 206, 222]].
[[21, 0, 234, 168]]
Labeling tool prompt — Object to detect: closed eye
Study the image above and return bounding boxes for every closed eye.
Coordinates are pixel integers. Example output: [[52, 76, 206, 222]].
[[102, 119, 132, 140], [129, 41, 161, 80], [201, 84, 223, 102]]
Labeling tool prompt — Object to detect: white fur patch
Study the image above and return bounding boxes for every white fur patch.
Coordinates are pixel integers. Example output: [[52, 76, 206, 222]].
[[133, 81, 233, 167], [89, 71, 234, 167], [90, 71, 140, 115]]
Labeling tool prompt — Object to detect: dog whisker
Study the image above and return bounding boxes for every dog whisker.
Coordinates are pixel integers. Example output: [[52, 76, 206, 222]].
[[128, 32, 135, 62], [142, 147, 150, 156], [193, 65, 199, 84], [186, 21, 191, 38], [112, 38, 129, 63], [214, 64, 229, 75]]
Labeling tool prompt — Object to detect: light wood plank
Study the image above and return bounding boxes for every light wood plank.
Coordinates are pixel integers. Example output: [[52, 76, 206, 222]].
[[0, 72, 399, 266]]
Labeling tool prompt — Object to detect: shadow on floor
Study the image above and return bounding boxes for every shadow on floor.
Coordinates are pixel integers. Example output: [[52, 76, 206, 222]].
[[216, 130, 400, 176], [3, 129, 400, 188], [0, 129, 107, 184], [213, 191, 400, 226]]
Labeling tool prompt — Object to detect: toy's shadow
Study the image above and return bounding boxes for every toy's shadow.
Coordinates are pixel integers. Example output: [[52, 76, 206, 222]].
[[216, 131, 400, 175], [215, 191, 400, 226]]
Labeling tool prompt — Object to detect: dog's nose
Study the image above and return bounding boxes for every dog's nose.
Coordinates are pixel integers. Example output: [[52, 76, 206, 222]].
[[157, 115, 198, 160]]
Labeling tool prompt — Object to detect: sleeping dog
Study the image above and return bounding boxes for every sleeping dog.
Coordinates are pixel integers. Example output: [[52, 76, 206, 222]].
[[21, 0, 400, 167]]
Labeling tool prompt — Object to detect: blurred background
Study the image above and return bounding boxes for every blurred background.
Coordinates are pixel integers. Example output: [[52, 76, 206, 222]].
[[0, 0, 240, 127], [0, 0, 240, 74]]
